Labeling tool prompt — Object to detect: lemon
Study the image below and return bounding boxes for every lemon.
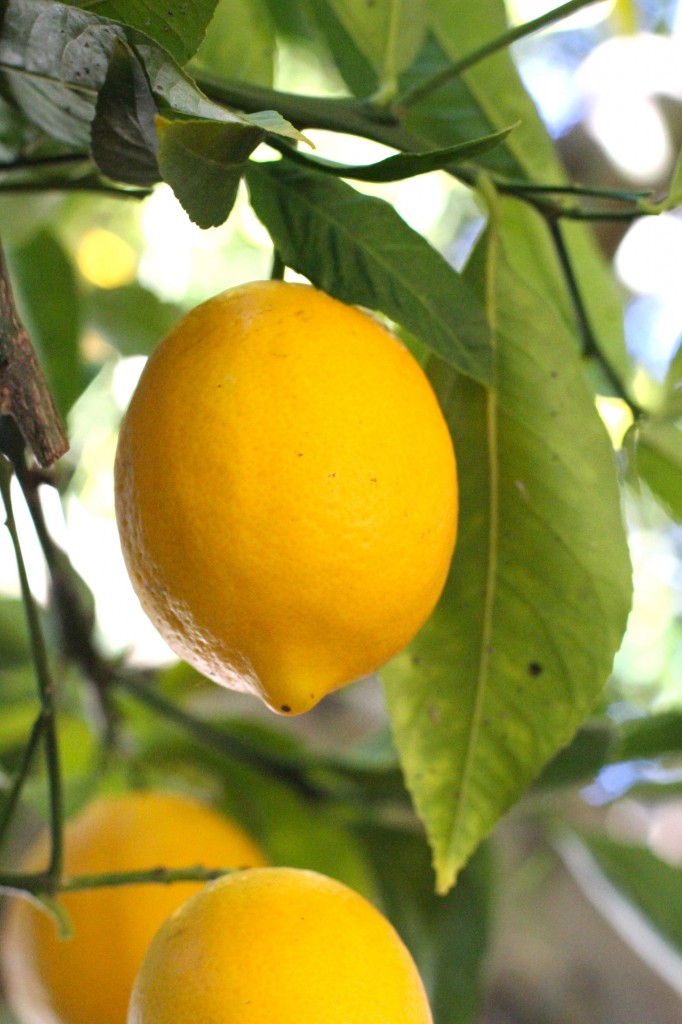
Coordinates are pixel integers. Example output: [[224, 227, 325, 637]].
[[1, 790, 267, 1024], [115, 281, 458, 714], [128, 866, 433, 1024]]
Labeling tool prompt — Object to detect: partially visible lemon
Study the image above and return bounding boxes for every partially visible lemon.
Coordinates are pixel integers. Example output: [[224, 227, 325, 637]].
[[128, 866, 433, 1024], [1, 790, 267, 1024], [115, 280, 458, 714]]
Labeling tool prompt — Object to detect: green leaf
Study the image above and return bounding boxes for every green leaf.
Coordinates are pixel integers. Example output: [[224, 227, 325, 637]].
[[324, 0, 426, 95], [383, 202, 632, 892], [0, 1, 111, 146], [302, 0, 378, 97], [662, 336, 682, 418], [192, 0, 276, 88], [156, 117, 263, 228], [629, 420, 682, 522], [488, 202, 633, 393], [359, 827, 491, 1024], [246, 160, 493, 386], [399, 34, 520, 177], [615, 710, 682, 762], [8, 229, 85, 416], [535, 722, 615, 789], [400, 13, 632, 397], [63, 0, 219, 66], [0, 0, 306, 155], [91, 38, 160, 186], [84, 283, 181, 356], [423, 0, 562, 183], [0, 601, 30, 670], [568, 831, 682, 962], [271, 123, 516, 182]]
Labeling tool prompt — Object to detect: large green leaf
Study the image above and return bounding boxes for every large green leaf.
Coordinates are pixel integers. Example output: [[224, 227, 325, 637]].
[[192, 0, 276, 88], [64, 0, 219, 66], [323, 0, 426, 95], [383, 197, 632, 892], [8, 229, 85, 416], [246, 160, 493, 386]]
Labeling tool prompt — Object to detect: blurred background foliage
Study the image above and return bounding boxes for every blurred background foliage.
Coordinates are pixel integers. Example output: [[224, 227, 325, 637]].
[[1, 1, 682, 1022]]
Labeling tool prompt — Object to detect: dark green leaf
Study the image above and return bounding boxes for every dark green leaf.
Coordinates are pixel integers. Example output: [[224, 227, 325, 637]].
[[157, 118, 263, 227], [246, 160, 492, 385], [91, 38, 159, 186], [399, 35, 521, 178], [270, 124, 516, 182], [535, 723, 615, 789], [8, 229, 85, 416], [383, 201, 632, 892], [85, 283, 181, 356], [615, 710, 682, 762], [360, 827, 491, 1024], [64, 0, 220, 67]]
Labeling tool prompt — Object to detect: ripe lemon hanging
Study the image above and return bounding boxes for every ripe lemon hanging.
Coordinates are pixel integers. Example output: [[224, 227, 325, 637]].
[[1, 790, 267, 1024], [128, 866, 433, 1024], [114, 281, 458, 714]]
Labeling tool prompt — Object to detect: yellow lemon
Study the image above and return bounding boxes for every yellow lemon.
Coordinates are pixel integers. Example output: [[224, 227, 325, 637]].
[[114, 281, 458, 714], [1, 790, 267, 1024], [128, 866, 433, 1024]]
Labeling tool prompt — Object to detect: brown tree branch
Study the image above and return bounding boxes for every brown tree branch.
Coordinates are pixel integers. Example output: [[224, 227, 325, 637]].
[[0, 241, 69, 467]]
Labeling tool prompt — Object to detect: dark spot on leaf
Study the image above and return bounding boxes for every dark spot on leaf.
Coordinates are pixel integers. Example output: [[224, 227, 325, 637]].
[[280, 704, 291, 713], [528, 661, 543, 676]]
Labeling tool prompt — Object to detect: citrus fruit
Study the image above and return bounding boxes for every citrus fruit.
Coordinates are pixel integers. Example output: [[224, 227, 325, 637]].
[[128, 865, 433, 1024], [114, 280, 458, 715], [1, 790, 267, 1024]]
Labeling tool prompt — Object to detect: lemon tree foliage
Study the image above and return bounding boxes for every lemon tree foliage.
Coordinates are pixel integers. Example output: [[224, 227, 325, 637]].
[[384, 195, 632, 889], [1, 0, 682, 1021]]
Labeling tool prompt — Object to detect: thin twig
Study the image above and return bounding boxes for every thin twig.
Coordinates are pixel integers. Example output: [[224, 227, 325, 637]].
[[0, 711, 47, 847], [545, 218, 644, 414], [13, 459, 118, 741], [0, 449, 64, 881], [0, 863, 237, 898], [399, 0, 603, 108]]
